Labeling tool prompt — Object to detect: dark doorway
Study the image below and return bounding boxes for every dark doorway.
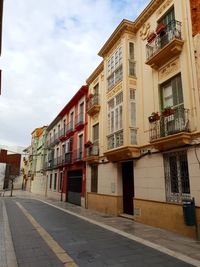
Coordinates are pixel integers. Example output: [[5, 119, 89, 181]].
[[67, 170, 82, 206], [122, 161, 134, 215]]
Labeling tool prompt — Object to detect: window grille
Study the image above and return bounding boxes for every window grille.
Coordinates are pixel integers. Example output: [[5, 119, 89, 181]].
[[164, 150, 190, 203]]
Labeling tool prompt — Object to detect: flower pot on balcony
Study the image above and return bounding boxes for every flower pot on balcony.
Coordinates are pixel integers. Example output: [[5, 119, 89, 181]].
[[161, 107, 175, 117], [156, 22, 166, 34], [84, 141, 93, 148], [147, 32, 156, 43], [148, 112, 160, 123]]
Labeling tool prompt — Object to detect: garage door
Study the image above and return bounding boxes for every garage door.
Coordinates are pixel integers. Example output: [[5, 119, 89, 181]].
[[67, 170, 82, 206]]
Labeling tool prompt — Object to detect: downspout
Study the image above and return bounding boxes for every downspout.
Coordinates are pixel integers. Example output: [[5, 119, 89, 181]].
[[184, 0, 199, 130]]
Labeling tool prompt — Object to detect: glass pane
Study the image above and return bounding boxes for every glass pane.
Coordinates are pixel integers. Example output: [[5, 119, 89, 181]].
[[169, 156, 179, 193]]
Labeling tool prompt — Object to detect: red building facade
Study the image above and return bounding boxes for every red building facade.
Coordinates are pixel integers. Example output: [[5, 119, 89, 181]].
[[45, 85, 88, 206]]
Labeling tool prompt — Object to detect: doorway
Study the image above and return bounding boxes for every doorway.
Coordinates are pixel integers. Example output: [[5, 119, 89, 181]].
[[122, 161, 134, 215]]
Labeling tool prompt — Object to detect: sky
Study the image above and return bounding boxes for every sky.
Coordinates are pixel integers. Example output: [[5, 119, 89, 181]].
[[0, 0, 150, 149]]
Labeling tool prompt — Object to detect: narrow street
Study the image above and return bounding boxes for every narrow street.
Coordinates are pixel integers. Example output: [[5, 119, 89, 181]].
[[1, 196, 197, 267]]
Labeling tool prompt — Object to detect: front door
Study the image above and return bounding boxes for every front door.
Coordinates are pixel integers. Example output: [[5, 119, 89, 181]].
[[122, 161, 134, 215]]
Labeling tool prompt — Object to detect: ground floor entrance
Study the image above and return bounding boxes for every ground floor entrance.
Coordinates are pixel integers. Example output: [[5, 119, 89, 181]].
[[122, 161, 134, 215], [67, 170, 82, 206]]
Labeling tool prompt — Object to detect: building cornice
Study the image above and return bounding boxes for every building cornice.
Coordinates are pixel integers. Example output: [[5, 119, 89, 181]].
[[134, 0, 163, 30], [98, 0, 165, 58], [98, 19, 135, 58], [86, 61, 104, 85]]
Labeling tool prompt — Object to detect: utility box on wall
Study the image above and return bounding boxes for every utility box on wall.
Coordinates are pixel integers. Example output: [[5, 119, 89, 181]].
[[182, 198, 196, 226]]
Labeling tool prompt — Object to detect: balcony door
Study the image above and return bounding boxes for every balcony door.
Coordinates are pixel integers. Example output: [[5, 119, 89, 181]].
[[160, 74, 185, 136]]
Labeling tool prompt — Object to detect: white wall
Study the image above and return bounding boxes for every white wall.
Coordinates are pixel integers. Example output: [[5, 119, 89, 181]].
[[134, 153, 166, 202]]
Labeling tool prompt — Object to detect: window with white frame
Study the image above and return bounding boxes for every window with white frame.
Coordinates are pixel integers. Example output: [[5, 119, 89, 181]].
[[107, 92, 123, 149], [69, 110, 74, 131], [107, 47, 123, 91], [78, 101, 84, 124], [164, 150, 190, 203], [129, 42, 136, 77], [129, 89, 137, 144]]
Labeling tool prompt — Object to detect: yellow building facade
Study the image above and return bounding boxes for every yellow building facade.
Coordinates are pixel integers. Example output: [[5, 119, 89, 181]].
[[85, 0, 200, 238]]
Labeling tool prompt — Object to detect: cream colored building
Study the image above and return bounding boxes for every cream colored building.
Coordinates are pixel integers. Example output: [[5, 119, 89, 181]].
[[85, 0, 200, 238], [27, 126, 47, 195]]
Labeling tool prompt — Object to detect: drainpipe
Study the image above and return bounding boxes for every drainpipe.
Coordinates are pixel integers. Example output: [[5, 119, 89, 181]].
[[185, 0, 199, 130]]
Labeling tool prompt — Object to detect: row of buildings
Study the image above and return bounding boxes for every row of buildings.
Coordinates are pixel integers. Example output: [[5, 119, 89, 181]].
[[23, 0, 200, 239]]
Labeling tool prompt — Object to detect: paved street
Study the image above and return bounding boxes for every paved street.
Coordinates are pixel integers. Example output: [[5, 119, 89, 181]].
[[1, 195, 199, 267]]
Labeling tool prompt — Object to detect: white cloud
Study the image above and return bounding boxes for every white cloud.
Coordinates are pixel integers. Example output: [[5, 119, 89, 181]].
[[0, 0, 150, 147]]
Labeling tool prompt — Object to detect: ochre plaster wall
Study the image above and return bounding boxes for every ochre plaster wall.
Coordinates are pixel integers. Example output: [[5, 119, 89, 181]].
[[134, 198, 200, 239], [87, 192, 123, 215]]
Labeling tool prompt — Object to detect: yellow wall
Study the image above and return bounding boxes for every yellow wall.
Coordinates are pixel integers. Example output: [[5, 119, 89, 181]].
[[134, 198, 200, 239], [87, 192, 123, 215]]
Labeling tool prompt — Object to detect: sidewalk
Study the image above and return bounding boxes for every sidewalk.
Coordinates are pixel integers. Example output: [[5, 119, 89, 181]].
[[2, 189, 200, 266]]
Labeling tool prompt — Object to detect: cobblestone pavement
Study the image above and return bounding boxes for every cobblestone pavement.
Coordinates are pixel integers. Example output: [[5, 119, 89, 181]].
[[1, 190, 200, 267]]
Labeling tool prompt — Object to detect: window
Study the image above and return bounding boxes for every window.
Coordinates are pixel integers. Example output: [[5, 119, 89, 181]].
[[91, 165, 98, 193], [93, 123, 99, 143], [59, 172, 63, 191], [130, 89, 137, 144], [161, 7, 175, 31], [78, 134, 83, 160], [49, 173, 52, 189], [107, 92, 123, 149], [164, 150, 190, 203], [160, 74, 185, 136], [54, 173, 57, 190], [129, 42, 136, 77], [70, 111, 74, 130], [107, 47, 123, 90], [78, 102, 84, 124]]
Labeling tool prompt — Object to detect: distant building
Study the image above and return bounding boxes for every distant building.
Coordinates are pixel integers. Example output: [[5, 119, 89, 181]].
[[45, 85, 88, 206], [23, 126, 47, 194]]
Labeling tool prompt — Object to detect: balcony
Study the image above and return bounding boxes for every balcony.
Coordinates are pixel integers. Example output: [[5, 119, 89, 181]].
[[146, 20, 184, 69], [149, 107, 191, 150], [84, 143, 99, 164], [59, 127, 66, 140], [73, 148, 83, 162], [63, 152, 72, 165], [75, 113, 84, 131], [66, 121, 75, 137], [87, 94, 100, 116]]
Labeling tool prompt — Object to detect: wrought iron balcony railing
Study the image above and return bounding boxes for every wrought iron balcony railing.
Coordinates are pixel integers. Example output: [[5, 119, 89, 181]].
[[73, 148, 83, 161], [149, 107, 189, 141], [146, 20, 182, 61], [87, 94, 100, 110], [86, 142, 99, 157], [75, 113, 84, 128], [66, 121, 74, 135]]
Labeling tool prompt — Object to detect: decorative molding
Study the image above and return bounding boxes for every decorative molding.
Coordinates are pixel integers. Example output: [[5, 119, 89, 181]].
[[159, 59, 180, 81], [140, 22, 151, 40], [156, 0, 173, 17], [106, 84, 122, 99], [129, 79, 137, 86]]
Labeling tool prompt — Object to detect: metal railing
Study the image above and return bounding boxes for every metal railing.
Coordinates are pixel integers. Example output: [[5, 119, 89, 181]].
[[73, 148, 83, 161], [86, 142, 99, 157], [149, 107, 189, 141], [87, 94, 100, 110], [66, 121, 74, 135], [75, 113, 84, 127], [146, 20, 182, 60]]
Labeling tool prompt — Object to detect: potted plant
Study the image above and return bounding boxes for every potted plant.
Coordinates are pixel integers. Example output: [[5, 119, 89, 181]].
[[84, 140, 93, 148], [156, 22, 166, 34], [161, 106, 175, 117], [147, 31, 156, 43], [148, 112, 160, 123]]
